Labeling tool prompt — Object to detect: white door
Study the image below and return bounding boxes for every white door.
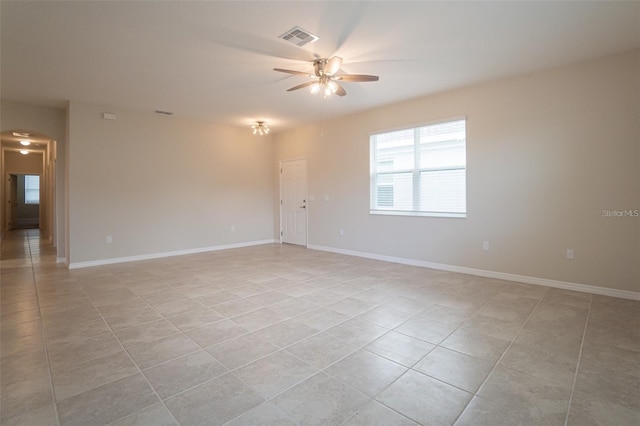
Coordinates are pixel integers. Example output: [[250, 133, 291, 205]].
[[280, 159, 307, 246]]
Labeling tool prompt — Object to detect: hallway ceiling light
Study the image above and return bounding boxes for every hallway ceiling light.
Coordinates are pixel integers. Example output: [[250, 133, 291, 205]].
[[20, 140, 31, 146], [20, 150, 29, 155], [252, 121, 269, 136]]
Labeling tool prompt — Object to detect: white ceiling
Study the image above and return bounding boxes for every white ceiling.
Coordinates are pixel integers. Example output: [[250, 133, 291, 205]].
[[1, 1, 639, 133]]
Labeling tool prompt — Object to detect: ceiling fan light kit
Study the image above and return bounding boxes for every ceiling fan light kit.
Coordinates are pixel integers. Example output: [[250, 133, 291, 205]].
[[274, 56, 379, 98]]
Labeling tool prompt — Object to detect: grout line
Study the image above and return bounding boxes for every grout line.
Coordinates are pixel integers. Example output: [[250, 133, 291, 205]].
[[26, 229, 62, 426], [563, 296, 593, 426], [450, 286, 550, 425]]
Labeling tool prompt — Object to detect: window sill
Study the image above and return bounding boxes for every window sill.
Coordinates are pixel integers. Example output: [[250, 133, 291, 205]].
[[370, 210, 466, 219]]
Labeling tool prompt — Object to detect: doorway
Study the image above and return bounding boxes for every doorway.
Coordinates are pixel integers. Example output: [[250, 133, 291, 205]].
[[280, 159, 307, 246], [6, 174, 40, 230]]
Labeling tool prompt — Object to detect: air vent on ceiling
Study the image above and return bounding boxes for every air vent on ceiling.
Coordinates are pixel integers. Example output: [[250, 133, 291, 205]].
[[155, 110, 174, 116], [278, 26, 319, 47]]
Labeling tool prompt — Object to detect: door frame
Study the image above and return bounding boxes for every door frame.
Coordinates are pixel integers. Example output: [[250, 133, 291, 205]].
[[279, 158, 308, 246]]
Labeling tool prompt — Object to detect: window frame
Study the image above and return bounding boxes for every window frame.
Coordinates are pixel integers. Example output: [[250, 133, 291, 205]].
[[369, 117, 467, 218]]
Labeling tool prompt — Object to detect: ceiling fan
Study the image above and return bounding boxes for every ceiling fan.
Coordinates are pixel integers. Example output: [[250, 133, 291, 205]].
[[274, 56, 379, 98]]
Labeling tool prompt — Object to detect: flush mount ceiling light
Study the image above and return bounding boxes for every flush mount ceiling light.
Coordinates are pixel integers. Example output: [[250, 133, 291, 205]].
[[20, 140, 31, 146], [20, 150, 29, 155], [252, 121, 270, 136]]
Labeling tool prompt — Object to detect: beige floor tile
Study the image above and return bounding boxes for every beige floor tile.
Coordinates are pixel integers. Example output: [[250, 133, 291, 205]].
[[326, 349, 407, 397], [231, 307, 289, 332], [206, 333, 280, 370], [4, 231, 639, 426], [342, 400, 418, 425], [143, 350, 227, 399], [365, 331, 435, 367], [394, 316, 457, 345], [127, 333, 200, 369], [52, 350, 139, 400], [184, 319, 248, 347], [325, 297, 377, 317], [377, 369, 472, 425], [357, 305, 413, 329], [0, 402, 58, 426], [164, 373, 264, 426], [418, 303, 475, 326], [224, 402, 296, 425], [574, 362, 640, 411], [325, 318, 388, 347], [101, 307, 164, 331], [456, 395, 547, 426], [153, 299, 206, 317], [110, 403, 178, 426], [272, 372, 371, 426], [498, 341, 578, 388], [56, 373, 159, 426], [285, 332, 358, 369], [0, 373, 54, 422], [477, 365, 570, 424], [115, 319, 180, 349], [235, 350, 318, 399], [291, 307, 349, 330], [567, 390, 640, 426], [165, 307, 225, 331], [253, 319, 319, 348], [440, 327, 510, 363], [458, 314, 522, 341], [271, 297, 319, 316], [47, 332, 123, 373]]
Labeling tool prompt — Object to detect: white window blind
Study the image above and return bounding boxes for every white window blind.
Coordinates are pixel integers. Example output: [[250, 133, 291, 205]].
[[370, 119, 466, 217], [24, 175, 40, 205]]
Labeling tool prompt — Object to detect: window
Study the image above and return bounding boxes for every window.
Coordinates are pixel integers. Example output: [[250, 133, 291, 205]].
[[24, 175, 40, 205], [370, 118, 466, 217]]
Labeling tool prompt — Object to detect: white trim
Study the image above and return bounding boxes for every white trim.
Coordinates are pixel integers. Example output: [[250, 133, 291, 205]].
[[308, 244, 640, 301], [68, 239, 276, 270], [56, 257, 66, 264]]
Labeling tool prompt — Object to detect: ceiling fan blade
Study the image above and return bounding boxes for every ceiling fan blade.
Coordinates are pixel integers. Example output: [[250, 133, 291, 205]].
[[274, 68, 311, 76], [337, 74, 379, 82], [335, 82, 347, 96], [287, 81, 317, 92], [326, 56, 343, 76]]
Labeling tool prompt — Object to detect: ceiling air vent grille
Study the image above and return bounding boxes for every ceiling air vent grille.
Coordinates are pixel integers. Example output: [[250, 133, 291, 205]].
[[278, 26, 319, 47]]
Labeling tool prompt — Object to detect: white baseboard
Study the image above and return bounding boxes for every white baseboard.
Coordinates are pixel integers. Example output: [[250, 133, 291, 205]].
[[56, 257, 67, 264], [68, 239, 276, 270], [308, 244, 640, 301]]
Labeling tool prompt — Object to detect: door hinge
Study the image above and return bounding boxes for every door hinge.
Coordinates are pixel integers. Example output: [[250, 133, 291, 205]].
[[280, 168, 283, 173], [280, 231, 283, 236], [280, 200, 283, 205]]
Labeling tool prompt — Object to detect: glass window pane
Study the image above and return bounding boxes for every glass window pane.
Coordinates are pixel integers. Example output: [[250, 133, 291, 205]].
[[24, 175, 40, 204], [419, 169, 466, 213]]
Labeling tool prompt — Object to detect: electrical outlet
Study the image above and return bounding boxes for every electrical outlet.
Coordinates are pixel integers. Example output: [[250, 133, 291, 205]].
[[339, 228, 344, 236], [231, 225, 235, 232], [566, 249, 574, 259], [106, 235, 113, 244], [482, 241, 489, 251]]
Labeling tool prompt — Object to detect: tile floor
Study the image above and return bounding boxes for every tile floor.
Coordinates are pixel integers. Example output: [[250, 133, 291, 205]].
[[1, 229, 638, 425]]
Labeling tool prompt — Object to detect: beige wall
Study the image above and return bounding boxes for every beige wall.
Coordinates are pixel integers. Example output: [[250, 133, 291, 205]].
[[273, 49, 640, 293], [67, 102, 275, 264]]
